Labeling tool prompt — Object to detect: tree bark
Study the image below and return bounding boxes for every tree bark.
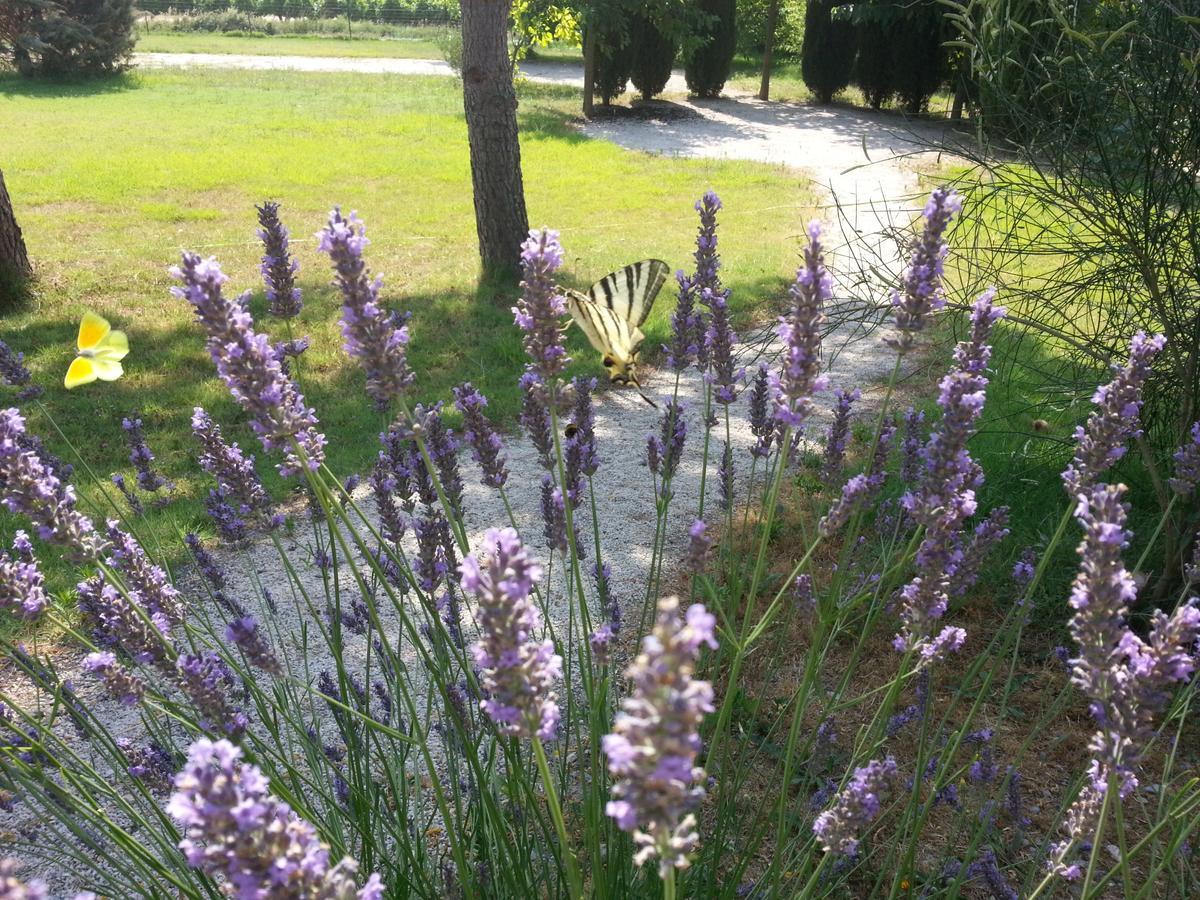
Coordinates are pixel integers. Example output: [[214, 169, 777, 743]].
[[459, 0, 529, 279], [582, 23, 597, 117], [0, 168, 32, 304], [758, 0, 780, 101]]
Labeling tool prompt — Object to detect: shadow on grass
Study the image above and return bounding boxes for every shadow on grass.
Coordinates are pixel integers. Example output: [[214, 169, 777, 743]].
[[0, 70, 144, 99]]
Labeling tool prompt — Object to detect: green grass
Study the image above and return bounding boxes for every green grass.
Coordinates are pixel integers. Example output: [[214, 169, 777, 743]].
[[0, 67, 814, 605], [134, 28, 446, 59]]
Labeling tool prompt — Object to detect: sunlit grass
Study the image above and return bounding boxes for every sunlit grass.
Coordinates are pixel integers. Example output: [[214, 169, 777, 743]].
[[0, 67, 814, 601], [134, 28, 447, 59]]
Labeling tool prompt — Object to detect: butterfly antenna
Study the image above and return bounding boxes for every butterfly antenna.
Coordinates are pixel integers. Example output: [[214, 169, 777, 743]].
[[636, 387, 659, 409]]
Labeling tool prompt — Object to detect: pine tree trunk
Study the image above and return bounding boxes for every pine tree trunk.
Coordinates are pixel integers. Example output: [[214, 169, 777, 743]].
[[460, 0, 529, 279], [0, 168, 32, 304], [758, 0, 780, 101], [582, 24, 597, 117]]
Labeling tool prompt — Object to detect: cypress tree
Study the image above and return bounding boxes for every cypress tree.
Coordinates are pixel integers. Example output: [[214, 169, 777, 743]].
[[853, 1, 896, 109], [891, 1, 948, 113], [628, 13, 677, 101], [684, 0, 736, 98], [801, 0, 855, 104], [594, 25, 634, 105]]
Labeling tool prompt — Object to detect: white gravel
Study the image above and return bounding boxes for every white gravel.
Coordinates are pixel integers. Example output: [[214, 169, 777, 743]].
[[4, 55, 964, 893]]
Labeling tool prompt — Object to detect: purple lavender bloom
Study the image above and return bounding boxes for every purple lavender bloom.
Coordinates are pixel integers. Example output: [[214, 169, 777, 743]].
[[894, 292, 1003, 661], [948, 506, 1011, 598], [603, 596, 717, 875], [191, 408, 273, 523], [821, 389, 860, 480], [1062, 331, 1166, 497], [964, 849, 1018, 900], [0, 858, 47, 899], [819, 423, 895, 537], [1006, 766, 1030, 829], [1049, 484, 1200, 878], [1012, 548, 1037, 590], [110, 473, 144, 516], [118, 739, 177, 793], [168, 738, 383, 898], [318, 209, 415, 411], [748, 364, 774, 459], [256, 200, 302, 319], [452, 383, 509, 489], [887, 187, 963, 352], [569, 375, 600, 477], [0, 408, 106, 561], [413, 510, 450, 593], [691, 191, 724, 298], [205, 488, 248, 544], [703, 287, 742, 405], [774, 223, 830, 428], [76, 575, 172, 668], [105, 521, 185, 627], [415, 401, 463, 517], [813, 756, 898, 855], [172, 253, 326, 478], [10, 531, 31, 562], [121, 414, 169, 494], [519, 371, 555, 471], [539, 475, 568, 554], [0, 342, 43, 403], [718, 440, 734, 510], [177, 652, 246, 740], [0, 541, 48, 620], [460, 528, 561, 741], [82, 651, 144, 705], [900, 407, 925, 485], [684, 520, 711, 574], [651, 400, 687, 484], [793, 573, 815, 614], [665, 271, 703, 372], [589, 623, 615, 665], [513, 229, 570, 381], [226, 616, 282, 676], [369, 459, 407, 548], [1169, 421, 1200, 495]]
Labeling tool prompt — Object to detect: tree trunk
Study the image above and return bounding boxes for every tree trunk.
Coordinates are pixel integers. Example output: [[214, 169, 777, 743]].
[[459, 0, 529, 279], [758, 0, 780, 101], [0, 168, 32, 305], [582, 24, 597, 117]]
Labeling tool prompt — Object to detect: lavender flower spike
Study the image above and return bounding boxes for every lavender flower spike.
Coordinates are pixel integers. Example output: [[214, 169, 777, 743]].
[[747, 364, 774, 458], [1049, 484, 1200, 879], [452, 382, 509, 489], [0, 408, 106, 561], [191, 408, 272, 521], [226, 616, 283, 676], [1169, 421, 1200, 495], [821, 389, 861, 480], [172, 253, 326, 478], [1062, 331, 1166, 497], [704, 286, 742, 404], [256, 200, 302, 319], [318, 209, 415, 410], [773, 222, 830, 428], [168, 738, 383, 898], [82, 651, 144, 705], [887, 187, 963, 351], [665, 270, 703, 372], [0, 341, 43, 402], [0, 858, 47, 899], [813, 756, 898, 855], [603, 595, 717, 875], [122, 414, 169, 494], [461, 528, 561, 740], [691, 191, 724, 297], [514, 229, 570, 381], [0, 539, 48, 620]]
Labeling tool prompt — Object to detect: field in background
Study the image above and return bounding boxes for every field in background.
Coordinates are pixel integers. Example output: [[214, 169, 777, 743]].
[[0, 66, 813, 600]]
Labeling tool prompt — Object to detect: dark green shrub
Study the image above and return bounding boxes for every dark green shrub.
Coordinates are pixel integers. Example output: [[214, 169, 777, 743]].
[[628, 13, 677, 101], [852, 1, 896, 109], [801, 0, 855, 104], [684, 0, 735, 98], [594, 24, 633, 104], [891, 1, 948, 113], [0, 0, 134, 77]]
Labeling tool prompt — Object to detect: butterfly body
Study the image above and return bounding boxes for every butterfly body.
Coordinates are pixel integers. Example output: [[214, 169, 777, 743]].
[[65, 312, 128, 389], [565, 259, 669, 391]]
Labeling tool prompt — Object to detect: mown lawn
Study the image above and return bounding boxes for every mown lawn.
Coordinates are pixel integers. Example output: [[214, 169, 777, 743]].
[[0, 67, 813, 602], [134, 28, 446, 59]]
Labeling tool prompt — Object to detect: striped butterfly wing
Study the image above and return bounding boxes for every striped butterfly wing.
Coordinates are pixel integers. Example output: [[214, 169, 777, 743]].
[[566, 290, 638, 363], [587, 259, 670, 329]]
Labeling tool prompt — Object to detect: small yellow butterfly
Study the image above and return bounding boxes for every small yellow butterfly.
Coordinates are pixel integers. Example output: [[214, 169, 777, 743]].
[[64, 312, 129, 390]]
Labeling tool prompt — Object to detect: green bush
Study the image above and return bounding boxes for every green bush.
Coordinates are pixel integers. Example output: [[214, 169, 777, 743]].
[[628, 13, 676, 101], [801, 0, 855, 103], [0, 0, 135, 76], [852, 1, 896, 109], [684, 0, 735, 97], [594, 25, 633, 104], [890, 0, 947, 113]]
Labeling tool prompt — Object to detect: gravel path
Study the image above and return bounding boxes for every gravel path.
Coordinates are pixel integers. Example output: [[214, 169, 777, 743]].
[[6, 55, 962, 892]]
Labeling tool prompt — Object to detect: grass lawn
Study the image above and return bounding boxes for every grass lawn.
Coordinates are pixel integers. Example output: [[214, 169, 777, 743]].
[[0, 66, 814, 604], [134, 28, 446, 59]]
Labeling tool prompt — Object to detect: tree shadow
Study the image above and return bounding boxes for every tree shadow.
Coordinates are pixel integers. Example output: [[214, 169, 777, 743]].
[[0, 70, 143, 99]]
